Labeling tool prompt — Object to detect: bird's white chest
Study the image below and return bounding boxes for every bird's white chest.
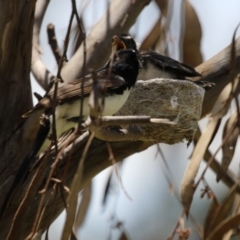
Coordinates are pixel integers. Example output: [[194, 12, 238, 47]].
[[54, 89, 131, 136], [102, 90, 131, 116]]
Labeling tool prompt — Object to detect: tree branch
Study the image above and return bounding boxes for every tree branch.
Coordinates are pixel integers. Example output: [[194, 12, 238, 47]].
[[61, 0, 152, 82], [196, 36, 240, 117], [31, 0, 55, 90], [47, 23, 62, 64]]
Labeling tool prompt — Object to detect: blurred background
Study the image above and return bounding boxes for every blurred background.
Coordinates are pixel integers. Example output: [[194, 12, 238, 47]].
[[34, 0, 240, 239]]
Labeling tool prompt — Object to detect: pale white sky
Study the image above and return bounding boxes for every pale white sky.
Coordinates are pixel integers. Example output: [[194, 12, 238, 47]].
[[36, 1, 240, 239]]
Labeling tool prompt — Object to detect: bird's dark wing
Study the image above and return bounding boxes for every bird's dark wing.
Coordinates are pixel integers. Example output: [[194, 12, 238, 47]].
[[23, 72, 126, 117], [140, 51, 201, 78], [55, 72, 126, 104]]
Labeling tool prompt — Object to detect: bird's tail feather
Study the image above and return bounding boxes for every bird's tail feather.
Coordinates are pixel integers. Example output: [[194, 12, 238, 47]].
[[188, 80, 215, 90]]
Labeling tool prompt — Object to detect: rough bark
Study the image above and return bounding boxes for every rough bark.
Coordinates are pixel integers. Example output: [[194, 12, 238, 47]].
[[0, 0, 36, 157]]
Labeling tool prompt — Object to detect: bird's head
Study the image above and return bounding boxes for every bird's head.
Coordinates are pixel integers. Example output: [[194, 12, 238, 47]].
[[112, 34, 138, 52]]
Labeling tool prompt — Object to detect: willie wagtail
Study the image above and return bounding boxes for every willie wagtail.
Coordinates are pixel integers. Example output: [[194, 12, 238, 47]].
[[24, 48, 139, 138], [0, 48, 139, 218], [21, 48, 140, 164], [112, 34, 213, 89]]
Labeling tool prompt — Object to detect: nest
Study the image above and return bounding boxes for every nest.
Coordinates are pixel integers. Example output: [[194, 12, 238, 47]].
[[116, 79, 205, 144]]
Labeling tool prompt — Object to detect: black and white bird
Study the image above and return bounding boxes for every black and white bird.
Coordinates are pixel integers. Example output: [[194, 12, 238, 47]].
[[0, 49, 139, 218], [24, 48, 139, 140], [19, 48, 140, 166], [112, 34, 213, 89]]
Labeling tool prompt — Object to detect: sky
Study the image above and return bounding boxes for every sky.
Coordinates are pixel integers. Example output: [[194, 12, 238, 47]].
[[35, 1, 240, 239]]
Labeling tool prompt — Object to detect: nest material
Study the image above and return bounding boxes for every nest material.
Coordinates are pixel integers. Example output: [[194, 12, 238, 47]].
[[116, 79, 205, 144]]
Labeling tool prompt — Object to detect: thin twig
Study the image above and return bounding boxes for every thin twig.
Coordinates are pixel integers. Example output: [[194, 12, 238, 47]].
[[194, 128, 239, 192], [26, 132, 77, 239], [167, 210, 185, 240], [61, 132, 95, 240], [71, 0, 87, 127], [195, 123, 238, 188], [7, 146, 52, 240], [106, 142, 132, 201], [51, 11, 74, 157], [47, 23, 62, 64], [60, 131, 80, 188], [44, 182, 59, 240], [82, 115, 175, 128], [155, 145, 203, 238]]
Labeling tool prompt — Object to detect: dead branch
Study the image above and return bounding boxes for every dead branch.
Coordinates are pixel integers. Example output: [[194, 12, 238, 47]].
[[47, 23, 62, 64], [197, 37, 240, 117]]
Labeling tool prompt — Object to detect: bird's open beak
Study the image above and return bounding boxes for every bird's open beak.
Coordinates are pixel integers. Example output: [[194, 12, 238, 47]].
[[112, 36, 126, 51]]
